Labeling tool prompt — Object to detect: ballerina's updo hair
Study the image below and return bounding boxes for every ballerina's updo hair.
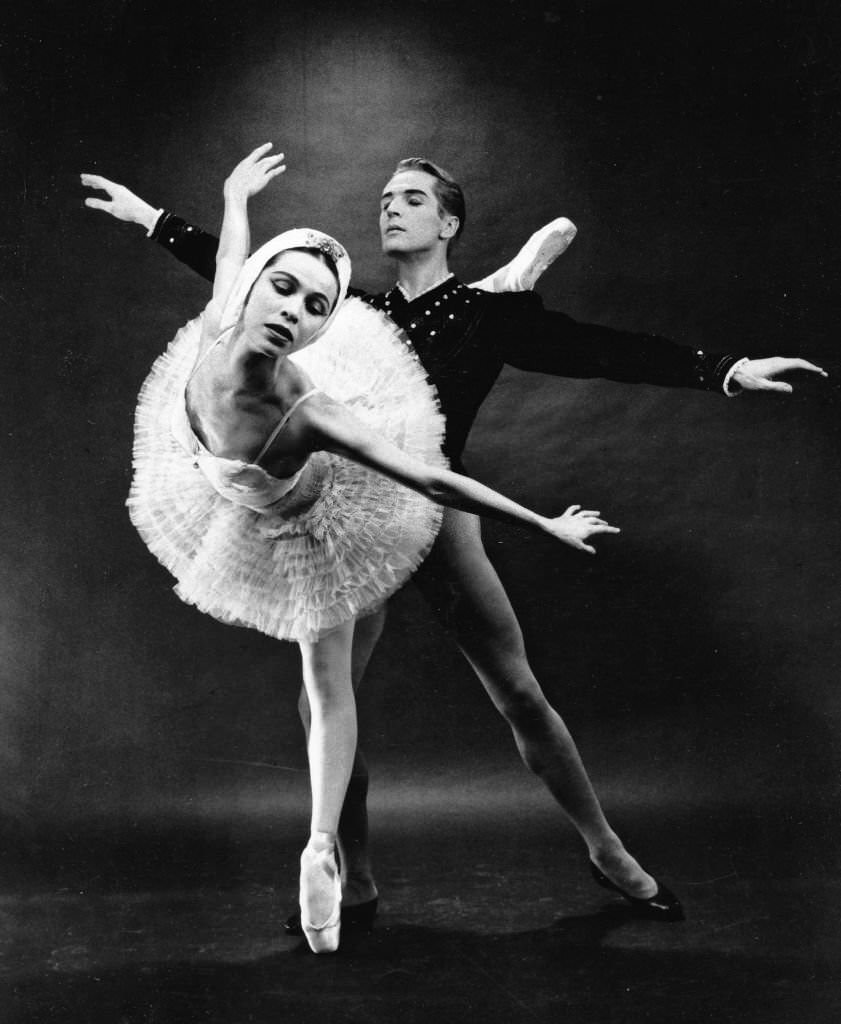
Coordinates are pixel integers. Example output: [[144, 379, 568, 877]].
[[393, 157, 466, 246]]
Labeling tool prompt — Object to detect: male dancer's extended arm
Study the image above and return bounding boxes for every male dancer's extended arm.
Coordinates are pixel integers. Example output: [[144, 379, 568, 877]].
[[491, 291, 743, 393], [492, 290, 825, 395], [79, 175, 219, 282], [79, 182, 825, 393]]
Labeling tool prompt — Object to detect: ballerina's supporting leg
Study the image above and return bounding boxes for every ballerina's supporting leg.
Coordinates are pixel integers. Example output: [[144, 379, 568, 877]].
[[296, 619, 358, 953], [296, 605, 385, 912], [338, 607, 385, 904]]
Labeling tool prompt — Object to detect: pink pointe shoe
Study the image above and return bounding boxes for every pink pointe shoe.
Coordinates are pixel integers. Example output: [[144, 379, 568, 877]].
[[299, 840, 342, 954]]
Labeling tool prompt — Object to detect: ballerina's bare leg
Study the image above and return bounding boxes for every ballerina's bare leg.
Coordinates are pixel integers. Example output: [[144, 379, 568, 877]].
[[296, 618, 358, 952], [297, 607, 384, 910]]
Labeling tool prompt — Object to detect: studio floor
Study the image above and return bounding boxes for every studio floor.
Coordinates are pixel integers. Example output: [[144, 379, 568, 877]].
[[2, 773, 839, 1024]]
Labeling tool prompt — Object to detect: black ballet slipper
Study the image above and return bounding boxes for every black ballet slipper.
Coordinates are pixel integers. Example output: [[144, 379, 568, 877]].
[[284, 896, 379, 937], [589, 862, 685, 921]]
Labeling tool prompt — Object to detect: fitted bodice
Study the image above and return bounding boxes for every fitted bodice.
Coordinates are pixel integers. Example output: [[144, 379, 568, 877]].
[[170, 328, 317, 512]]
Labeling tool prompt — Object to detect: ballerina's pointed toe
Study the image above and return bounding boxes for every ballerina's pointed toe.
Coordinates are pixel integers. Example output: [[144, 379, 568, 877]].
[[589, 861, 685, 921], [300, 845, 343, 953], [284, 895, 378, 937]]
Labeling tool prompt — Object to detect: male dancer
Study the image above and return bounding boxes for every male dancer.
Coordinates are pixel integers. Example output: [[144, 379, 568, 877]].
[[82, 154, 825, 929]]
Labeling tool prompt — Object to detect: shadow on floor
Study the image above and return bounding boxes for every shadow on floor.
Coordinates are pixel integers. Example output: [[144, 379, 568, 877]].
[[4, 897, 838, 1024], [2, 795, 839, 1023]]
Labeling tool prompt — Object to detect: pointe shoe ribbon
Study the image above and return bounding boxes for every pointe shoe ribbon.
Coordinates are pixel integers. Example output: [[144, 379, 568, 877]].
[[300, 845, 342, 953]]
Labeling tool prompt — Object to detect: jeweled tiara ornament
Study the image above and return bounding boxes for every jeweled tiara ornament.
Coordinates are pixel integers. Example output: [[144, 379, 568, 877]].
[[303, 231, 347, 266]]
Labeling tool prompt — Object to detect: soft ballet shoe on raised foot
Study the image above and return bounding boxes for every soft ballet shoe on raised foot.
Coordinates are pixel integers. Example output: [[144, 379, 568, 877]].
[[589, 861, 685, 921], [299, 844, 342, 953], [284, 895, 378, 937]]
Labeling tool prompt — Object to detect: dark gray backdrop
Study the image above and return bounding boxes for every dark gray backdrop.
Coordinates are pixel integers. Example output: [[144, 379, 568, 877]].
[[2, 0, 839, 875]]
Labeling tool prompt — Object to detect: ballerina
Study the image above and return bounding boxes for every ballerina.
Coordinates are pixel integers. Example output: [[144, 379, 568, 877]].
[[117, 146, 620, 952]]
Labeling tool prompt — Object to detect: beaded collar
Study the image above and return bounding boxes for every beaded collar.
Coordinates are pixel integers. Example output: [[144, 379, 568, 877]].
[[378, 277, 479, 342], [394, 272, 455, 304]]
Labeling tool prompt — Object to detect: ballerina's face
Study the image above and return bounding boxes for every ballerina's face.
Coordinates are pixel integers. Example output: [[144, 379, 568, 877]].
[[242, 250, 339, 355]]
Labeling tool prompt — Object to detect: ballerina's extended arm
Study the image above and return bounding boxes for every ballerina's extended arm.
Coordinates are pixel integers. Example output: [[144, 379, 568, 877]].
[[303, 395, 618, 555], [213, 144, 287, 306]]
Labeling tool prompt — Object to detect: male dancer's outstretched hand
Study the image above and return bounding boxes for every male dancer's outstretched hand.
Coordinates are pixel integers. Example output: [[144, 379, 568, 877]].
[[80, 174, 160, 232], [731, 356, 827, 393], [545, 505, 620, 556]]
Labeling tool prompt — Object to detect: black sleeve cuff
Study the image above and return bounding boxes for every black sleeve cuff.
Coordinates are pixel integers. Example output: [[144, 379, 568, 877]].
[[150, 212, 218, 283], [692, 349, 742, 393]]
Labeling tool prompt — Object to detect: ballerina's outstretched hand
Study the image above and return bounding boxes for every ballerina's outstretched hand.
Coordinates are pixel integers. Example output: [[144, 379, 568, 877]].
[[222, 142, 287, 202], [543, 505, 620, 555], [305, 395, 620, 555]]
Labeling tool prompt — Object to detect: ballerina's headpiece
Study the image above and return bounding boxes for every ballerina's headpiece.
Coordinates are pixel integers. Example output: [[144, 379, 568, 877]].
[[220, 227, 352, 345]]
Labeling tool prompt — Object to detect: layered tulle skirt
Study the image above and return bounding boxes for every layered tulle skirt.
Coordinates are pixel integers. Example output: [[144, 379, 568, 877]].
[[127, 297, 446, 642]]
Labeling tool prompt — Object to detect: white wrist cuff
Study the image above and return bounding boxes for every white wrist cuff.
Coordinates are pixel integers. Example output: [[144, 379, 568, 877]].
[[723, 357, 749, 397], [146, 209, 164, 238]]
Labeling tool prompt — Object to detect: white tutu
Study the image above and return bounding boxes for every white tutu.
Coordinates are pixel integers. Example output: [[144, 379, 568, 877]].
[[127, 297, 447, 642]]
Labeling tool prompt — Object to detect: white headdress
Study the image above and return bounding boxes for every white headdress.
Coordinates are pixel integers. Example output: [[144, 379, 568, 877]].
[[219, 228, 352, 343]]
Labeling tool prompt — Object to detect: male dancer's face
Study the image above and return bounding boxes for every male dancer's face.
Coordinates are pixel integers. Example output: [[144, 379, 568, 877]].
[[379, 169, 455, 257]]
